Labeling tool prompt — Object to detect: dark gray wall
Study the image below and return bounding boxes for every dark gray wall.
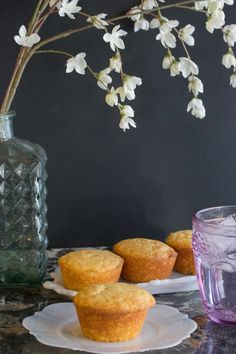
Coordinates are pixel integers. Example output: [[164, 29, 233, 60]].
[[1, 1, 236, 247]]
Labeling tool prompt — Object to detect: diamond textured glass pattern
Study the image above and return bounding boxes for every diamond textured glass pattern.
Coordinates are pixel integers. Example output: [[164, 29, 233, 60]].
[[0, 112, 48, 285]]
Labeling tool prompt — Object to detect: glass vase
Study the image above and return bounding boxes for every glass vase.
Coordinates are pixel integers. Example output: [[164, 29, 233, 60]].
[[0, 111, 48, 285]]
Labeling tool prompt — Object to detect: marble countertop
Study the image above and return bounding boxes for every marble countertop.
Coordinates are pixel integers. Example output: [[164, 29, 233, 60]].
[[1, 248, 236, 354]]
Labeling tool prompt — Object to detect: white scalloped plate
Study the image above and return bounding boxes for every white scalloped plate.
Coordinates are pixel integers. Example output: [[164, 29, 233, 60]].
[[23, 303, 197, 353], [43, 270, 198, 297]]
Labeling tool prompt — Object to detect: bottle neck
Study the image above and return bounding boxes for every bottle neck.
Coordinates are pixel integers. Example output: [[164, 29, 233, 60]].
[[0, 112, 15, 141]]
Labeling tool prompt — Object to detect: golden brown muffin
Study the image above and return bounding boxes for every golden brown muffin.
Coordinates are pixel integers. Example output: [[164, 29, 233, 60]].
[[166, 230, 195, 275], [58, 250, 124, 291], [73, 283, 155, 342], [112, 238, 177, 282]]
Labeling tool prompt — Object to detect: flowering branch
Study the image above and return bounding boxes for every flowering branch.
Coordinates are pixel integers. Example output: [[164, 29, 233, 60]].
[[1, 0, 236, 131]]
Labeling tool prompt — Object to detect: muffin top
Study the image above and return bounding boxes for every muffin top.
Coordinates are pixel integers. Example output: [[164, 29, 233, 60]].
[[166, 230, 192, 249], [74, 283, 155, 314], [59, 249, 123, 272], [113, 238, 176, 260]]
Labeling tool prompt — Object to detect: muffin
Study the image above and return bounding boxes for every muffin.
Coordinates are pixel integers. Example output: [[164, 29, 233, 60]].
[[166, 230, 195, 275], [58, 249, 124, 291], [74, 283, 155, 342], [112, 238, 177, 282]]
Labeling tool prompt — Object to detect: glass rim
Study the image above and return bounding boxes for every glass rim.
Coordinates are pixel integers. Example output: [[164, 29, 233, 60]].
[[0, 111, 16, 120], [193, 205, 236, 229]]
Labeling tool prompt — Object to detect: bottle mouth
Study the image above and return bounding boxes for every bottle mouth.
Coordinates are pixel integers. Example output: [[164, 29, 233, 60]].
[[0, 111, 16, 120]]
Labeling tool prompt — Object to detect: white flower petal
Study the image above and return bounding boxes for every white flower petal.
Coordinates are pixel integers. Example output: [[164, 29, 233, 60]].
[[119, 116, 136, 132], [29, 33, 41, 44], [14, 35, 23, 46], [206, 9, 225, 33], [223, 24, 236, 47], [222, 51, 236, 69], [134, 18, 149, 32], [187, 98, 206, 119], [150, 18, 161, 29], [103, 33, 111, 43], [122, 105, 135, 117], [188, 76, 204, 95], [19, 25, 27, 37], [179, 57, 199, 78], [115, 38, 125, 50], [230, 72, 236, 87]]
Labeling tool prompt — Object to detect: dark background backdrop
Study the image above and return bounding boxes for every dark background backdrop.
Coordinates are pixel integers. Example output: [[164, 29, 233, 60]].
[[1, 0, 236, 247]]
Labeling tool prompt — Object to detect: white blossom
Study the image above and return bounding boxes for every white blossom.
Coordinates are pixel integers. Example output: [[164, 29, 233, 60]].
[[59, 0, 81, 19], [109, 52, 122, 73], [206, 9, 225, 33], [97, 68, 112, 90], [103, 25, 127, 52], [87, 14, 109, 29], [119, 105, 136, 132], [116, 86, 135, 101], [156, 30, 177, 48], [188, 76, 204, 96], [150, 18, 161, 29], [222, 50, 236, 69], [187, 98, 206, 119], [208, 0, 234, 11], [123, 75, 142, 96], [105, 87, 118, 106], [156, 19, 179, 48], [134, 17, 150, 32], [116, 75, 142, 101], [207, 1, 220, 13], [179, 57, 199, 78], [195, 1, 208, 10], [162, 52, 174, 69], [127, 6, 141, 22], [223, 25, 236, 47], [66, 53, 87, 74], [142, 0, 158, 10], [119, 116, 136, 131], [230, 71, 236, 87], [160, 19, 179, 31], [178, 25, 195, 46], [170, 60, 180, 76], [14, 25, 40, 47], [121, 105, 135, 117]]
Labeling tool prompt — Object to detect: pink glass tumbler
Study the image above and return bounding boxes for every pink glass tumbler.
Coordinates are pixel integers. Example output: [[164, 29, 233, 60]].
[[192, 206, 236, 325]]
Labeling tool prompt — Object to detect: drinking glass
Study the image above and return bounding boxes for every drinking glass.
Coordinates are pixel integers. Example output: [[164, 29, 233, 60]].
[[192, 206, 236, 324]]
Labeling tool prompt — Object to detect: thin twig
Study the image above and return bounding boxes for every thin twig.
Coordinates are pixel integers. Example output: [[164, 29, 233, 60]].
[[38, 0, 52, 17], [32, 25, 94, 52], [176, 5, 207, 14], [34, 49, 74, 57], [28, 0, 44, 33]]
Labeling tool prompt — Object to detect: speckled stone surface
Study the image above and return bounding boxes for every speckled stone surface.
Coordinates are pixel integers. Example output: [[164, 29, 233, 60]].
[[1, 248, 236, 354]]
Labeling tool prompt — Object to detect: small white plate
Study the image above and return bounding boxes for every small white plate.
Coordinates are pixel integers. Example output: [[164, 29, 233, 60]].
[[23, 302, 197, 353], [43, 270, 198, 297]]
